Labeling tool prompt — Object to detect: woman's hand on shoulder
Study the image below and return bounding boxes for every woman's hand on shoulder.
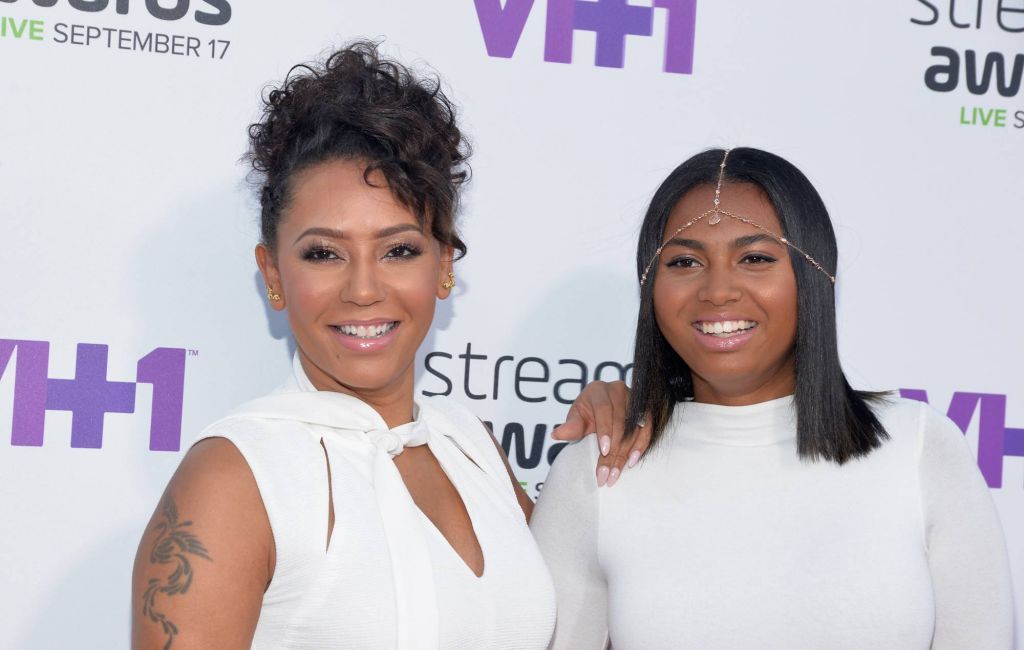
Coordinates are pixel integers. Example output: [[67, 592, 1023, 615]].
[[131, 438, 273, 650], [551, 380, 650, 487]]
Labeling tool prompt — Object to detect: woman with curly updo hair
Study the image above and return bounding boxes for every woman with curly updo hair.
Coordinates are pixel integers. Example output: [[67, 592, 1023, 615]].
[[131, 42, 556, 649]]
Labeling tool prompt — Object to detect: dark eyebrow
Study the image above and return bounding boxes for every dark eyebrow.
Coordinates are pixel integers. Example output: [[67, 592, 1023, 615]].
[[664, 237, 704, 250], [663, 233, 783, 252], [733, 234, 781, 248], [293, 223, 422, 245]]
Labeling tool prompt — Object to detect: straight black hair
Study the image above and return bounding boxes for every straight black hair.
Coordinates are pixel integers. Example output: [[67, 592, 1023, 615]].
[[625, 147, 888, 464]]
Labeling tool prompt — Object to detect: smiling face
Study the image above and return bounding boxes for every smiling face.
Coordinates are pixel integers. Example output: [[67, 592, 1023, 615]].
[[652, 181, 798, 406], [256, 158, 452, 413]]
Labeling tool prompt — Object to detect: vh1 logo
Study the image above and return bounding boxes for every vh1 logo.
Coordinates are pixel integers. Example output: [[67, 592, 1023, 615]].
[[473, 0, 697, 73], [1, 339, 187, 451], [901, 389, 1024, 489]]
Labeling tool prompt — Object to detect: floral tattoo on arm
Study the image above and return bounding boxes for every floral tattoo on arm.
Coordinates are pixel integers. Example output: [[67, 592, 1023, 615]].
[[142, 497, 212, 649]]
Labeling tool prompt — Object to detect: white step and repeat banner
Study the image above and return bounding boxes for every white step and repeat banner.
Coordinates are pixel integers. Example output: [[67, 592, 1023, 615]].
[[1, 1, 1021, 647]]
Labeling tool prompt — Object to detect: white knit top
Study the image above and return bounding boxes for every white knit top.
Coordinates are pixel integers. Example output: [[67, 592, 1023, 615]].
[[195, 356, 555, 649], [530, 396, 1013, 649]]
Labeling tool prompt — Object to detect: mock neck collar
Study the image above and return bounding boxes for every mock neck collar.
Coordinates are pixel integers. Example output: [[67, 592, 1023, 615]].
[[670, 394, 796, 446]]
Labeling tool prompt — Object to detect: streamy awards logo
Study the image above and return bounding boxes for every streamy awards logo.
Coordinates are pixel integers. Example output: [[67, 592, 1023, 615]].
[[421, 340, 634, 494], [474, 0, 697, 73], [1, 339, 192, 451], [912, 0, 1023, 130]]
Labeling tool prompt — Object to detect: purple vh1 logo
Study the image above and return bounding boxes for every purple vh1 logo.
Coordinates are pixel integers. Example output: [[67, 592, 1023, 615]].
[[901, 389, 1024, 489], [473, 0, 697, 73], [1, 339, 187, 451]]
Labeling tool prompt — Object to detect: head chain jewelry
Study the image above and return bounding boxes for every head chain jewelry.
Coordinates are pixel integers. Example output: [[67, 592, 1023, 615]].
[[639, 149, 837, 288]]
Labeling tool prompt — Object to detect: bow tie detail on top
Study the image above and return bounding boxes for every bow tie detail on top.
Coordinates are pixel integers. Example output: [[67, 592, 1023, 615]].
[[368, 419, 431, 458], [202, 351, 516, 650], [207, 353, 486, 649]]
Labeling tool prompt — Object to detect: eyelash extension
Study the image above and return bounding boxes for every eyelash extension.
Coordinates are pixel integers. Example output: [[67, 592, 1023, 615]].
[[300, 244, 340, 262], [298, 239, 424, 263], [664, 253, 778, 269], [666, 256, 700, 268], [742, 253, 777, 264], [384, 241, 424, 259]]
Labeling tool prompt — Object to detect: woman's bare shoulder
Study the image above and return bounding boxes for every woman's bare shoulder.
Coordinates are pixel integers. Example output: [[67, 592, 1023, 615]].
[[131, 437, 273, 649]]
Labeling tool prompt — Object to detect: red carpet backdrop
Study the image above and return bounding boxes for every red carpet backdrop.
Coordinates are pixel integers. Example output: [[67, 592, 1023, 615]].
[[0, 1, 1021, 647]]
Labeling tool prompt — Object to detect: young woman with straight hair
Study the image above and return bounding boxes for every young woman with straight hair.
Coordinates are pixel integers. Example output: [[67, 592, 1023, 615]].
[[532, 147, 1013, 649]]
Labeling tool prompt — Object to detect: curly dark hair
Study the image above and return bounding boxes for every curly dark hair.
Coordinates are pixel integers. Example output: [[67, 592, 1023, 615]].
[[247, 41, 470, 257]]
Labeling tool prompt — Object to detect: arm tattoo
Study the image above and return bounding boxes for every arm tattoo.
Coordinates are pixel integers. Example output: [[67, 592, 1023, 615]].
[[141, 497, 212, 649]]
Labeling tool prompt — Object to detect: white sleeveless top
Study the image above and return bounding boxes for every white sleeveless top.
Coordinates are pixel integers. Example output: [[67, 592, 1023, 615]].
[[195, 355, 556, 649]]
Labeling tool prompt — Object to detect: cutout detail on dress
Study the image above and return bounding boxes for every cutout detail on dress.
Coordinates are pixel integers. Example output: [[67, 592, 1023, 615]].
[[444, 434, 484, 473], [319, 438, 335, 552]]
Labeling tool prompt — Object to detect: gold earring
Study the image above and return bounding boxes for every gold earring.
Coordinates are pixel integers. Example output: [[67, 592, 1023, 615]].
[[267, 286, 281, 301], [441, 272, 455, 290]]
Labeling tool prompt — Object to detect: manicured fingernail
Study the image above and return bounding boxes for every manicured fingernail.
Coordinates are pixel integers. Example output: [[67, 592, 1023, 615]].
[[627, 450, 641, 468], [607, 467, 621, 487], [599, 435, 611, 456], [596, 465, 610, 486]]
